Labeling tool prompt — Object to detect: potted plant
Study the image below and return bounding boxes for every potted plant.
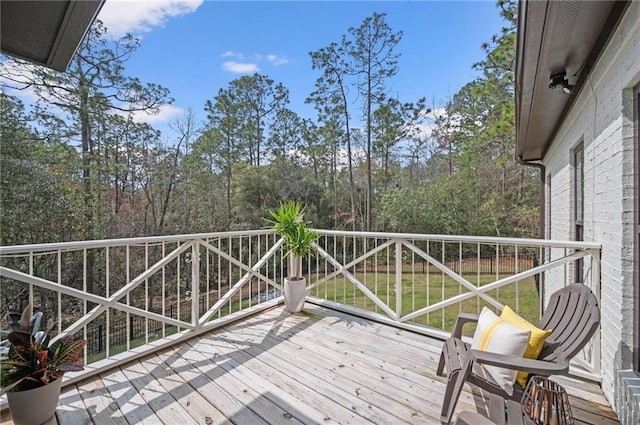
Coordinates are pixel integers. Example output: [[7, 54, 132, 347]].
[[265, 201, 319, 313], [0, 304, 86, 425]]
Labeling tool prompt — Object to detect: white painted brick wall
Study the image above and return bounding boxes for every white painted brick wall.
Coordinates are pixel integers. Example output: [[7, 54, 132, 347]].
[[542, 3, 640, 422]]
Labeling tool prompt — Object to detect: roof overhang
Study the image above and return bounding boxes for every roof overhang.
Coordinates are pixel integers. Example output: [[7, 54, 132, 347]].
[[515, 0, 630, 162], [1, 0, 104, 72]]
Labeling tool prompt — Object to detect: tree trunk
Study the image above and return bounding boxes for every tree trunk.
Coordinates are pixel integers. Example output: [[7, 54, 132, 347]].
[[79, 83, 95, 298], [366, 77, 372, 232]]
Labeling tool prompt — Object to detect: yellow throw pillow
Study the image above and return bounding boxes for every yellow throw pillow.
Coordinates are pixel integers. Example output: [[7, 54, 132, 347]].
[[500, 305, 553, 388]]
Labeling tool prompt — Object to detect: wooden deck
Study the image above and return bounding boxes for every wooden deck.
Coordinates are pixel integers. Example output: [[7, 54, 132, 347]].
[[0, 304, 618, 424]]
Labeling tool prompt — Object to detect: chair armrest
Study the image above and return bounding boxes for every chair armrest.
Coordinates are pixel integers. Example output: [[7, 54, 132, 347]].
[[451, 313, 479, 338], [468, 349, 569, 375], [454, 411, 498, 425]]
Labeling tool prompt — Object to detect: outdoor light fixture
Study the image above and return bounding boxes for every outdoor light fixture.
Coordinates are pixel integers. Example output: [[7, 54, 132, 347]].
[[549, 72, 574, 94]]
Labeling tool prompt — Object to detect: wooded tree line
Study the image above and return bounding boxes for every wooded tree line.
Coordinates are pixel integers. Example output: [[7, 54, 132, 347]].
[[1, 0, 539, 246]]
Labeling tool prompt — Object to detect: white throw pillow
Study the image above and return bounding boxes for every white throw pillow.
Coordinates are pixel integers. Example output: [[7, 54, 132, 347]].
[[471, 307, 531, 395]]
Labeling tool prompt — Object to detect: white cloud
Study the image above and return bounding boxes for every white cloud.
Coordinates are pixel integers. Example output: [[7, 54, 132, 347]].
[[220, 51, 289, 72], [127, 104, 184, 124], [267, 54, 289, 66], [98, 0, 203, 38], [410, 122, 434, 140], [0, 61, 41, 103], [3, 85, 40, 105], [418, 107, 465, 142], [426, 108, 447, 121], [222, 61, 259, 74]]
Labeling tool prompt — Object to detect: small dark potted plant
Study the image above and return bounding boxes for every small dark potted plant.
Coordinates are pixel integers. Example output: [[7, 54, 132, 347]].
[[265, 201, 319, 313], [0, 304, 86, 425]]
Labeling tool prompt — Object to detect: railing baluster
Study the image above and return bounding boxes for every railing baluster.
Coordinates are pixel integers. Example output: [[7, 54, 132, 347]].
[[83, 248, 87, 363], [333, 234, 337, 301], [342, 235, 346, 304], [515, 245, 520, 314], [362, 236, 366, 310], [57, 249, 62, 335], [538, 245, 543, 321], [476, 243, 481, 315], [145, 243, 149, 344], [106, 246, 110, 358], [217, 237, 222, 320], [386, 241, 390, 307], [411, 239, 415, 314], [441, 240, 445, 329], [458, 242, 462, 316], [206, 238, 210, 313], [495, 242, 500, 303], [426, 240, 430, 326], [162, 242, 166, 338], [374, 237, 378, 313], [395, 241, 402, 318], [126, 244, 130, 351], [228, 236, 232, 316], [352, 234, 356, 305], [177, 244, 181, 330], [239, 235, 243, 312], [28, 251, 33, 310], [248, 235, 253, 308], [191, 241, 200, 328], [315, 235, 320, 300]]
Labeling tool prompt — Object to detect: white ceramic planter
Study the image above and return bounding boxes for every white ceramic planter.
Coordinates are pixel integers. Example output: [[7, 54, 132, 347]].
[[284, 277, 307, 313], [7, 377, 62, 425]]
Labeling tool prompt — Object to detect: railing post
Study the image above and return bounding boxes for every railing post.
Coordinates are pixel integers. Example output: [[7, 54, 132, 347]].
[[590, 247, 602, 378], [395, 241, 403, 318], [191, 241, 200, 328]]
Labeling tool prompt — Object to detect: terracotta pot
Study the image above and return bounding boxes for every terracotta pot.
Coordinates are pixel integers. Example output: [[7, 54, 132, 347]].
[[7, 377, 62, 425], [284, 277, 307, 313]]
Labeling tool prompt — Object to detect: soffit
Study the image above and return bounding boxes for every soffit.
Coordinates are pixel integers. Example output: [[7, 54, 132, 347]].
[[515, 0, 628, 162], [0, 0, 104, 72]]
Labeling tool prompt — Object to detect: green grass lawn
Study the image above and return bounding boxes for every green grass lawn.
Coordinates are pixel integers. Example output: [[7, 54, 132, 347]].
[[311, 270, 540, 336], [86, 268, 540, 364]]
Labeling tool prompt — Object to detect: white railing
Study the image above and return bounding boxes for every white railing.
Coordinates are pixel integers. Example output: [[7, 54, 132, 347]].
[[0, 231, 285, 380], [308, 230, 602, 380], [0, 230, 602, 386]]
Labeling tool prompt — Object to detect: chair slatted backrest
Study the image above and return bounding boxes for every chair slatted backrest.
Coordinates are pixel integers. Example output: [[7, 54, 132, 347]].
[[536, 283, 600, 362]]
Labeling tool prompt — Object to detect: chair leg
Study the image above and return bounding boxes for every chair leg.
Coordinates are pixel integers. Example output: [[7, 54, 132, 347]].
[[437, 350, 446, 376], [440, 356, 473, 425]]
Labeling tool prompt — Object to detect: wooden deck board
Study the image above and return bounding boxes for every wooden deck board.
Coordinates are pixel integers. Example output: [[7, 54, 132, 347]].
[[142, 349, 231, 425], [1, 304, 619, 424], [179, 340, 338, 425], [211, 320, 418, 424], [76, 375, 126, 424], [227, 310, 450, 423], [99, 367, 159, 425], [57, 384, 95, 425]]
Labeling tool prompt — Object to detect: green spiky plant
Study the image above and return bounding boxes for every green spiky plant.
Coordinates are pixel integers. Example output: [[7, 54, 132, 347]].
[[0, 305, 86, 395], [265, 201, 319, 280]]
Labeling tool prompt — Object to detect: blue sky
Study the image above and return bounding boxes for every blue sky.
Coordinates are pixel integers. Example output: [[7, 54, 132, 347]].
[[98, 1, 507, 136]]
